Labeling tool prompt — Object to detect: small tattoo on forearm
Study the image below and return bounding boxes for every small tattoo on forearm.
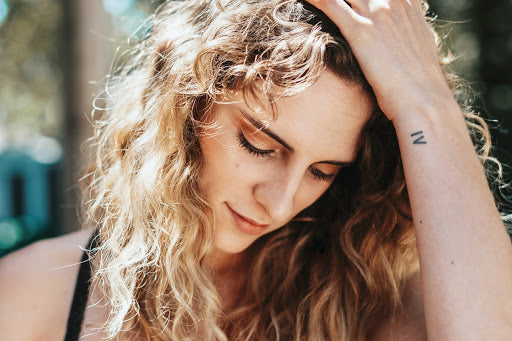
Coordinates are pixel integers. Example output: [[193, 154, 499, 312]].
[[411, 130, 427, 144]]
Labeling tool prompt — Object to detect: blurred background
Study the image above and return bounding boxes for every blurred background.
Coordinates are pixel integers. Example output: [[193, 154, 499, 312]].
[[0, 0, 511, 255]]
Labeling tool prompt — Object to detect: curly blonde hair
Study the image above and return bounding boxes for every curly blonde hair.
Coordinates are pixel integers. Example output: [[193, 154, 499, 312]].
[[81, 0, 504, 339]]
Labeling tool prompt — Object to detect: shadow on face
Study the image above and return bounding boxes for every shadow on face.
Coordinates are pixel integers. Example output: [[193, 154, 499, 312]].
[[197, 70, 373, 255]]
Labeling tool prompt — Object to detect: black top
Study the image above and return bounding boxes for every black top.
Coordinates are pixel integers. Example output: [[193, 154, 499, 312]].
[[64, 230, 97, 341]]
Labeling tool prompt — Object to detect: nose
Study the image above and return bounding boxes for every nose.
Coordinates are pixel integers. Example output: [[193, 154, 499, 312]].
[[253, 165, 304, 223]]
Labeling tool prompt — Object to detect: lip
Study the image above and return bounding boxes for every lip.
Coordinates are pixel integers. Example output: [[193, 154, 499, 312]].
[[226, 204, 270, 236]]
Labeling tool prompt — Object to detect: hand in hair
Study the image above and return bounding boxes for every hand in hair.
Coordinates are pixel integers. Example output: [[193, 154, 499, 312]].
[[304, 0, 451, 122], [308, 1, 512, 340]]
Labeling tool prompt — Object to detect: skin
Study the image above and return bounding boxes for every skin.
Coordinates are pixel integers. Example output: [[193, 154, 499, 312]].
[[305, 0, 512, 339], [199, 71, 372, 266], [0, 71, 377, 341], [0, 229, 96, 340], [198, 71, 373, 312], [1, 1, 512, 339]]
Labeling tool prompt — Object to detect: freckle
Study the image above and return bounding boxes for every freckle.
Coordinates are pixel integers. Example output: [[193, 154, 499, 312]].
[[419, 220, 423, 224], [235, 163, 239, 168]]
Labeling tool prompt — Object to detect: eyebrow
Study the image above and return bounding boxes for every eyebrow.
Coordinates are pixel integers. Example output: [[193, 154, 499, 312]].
[[238, 109, 356, 168]]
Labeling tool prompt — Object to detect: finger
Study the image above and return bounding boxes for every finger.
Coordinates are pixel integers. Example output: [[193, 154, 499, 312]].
[[343, 0, 365, 11], [304, 0, 359, 35], [402, 0, 427, 16], [409, 0, 426, 11], [307, 0, 353, 13]]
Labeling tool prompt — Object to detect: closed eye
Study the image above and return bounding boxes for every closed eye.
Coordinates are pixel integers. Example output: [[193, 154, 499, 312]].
[[238, 131, 338, 182], [238, 131, 274, 158], [309, 166, 337, 182]]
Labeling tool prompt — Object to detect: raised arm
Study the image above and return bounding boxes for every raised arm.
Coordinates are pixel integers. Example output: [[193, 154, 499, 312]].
[[306, 0, 512, 339]]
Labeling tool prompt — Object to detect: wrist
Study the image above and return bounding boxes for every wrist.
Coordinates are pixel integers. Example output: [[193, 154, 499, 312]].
[[390, 89, 477, 162], [389, 87, 463, 132], [374, 66, 456, 120]]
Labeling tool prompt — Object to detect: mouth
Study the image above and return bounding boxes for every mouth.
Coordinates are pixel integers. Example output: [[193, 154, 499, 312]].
[[226, 203, 270, 236]]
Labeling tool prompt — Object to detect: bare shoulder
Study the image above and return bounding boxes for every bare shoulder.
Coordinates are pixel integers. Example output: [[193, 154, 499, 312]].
[[368, 269, 427, 341], [0, 229, 95, 341]]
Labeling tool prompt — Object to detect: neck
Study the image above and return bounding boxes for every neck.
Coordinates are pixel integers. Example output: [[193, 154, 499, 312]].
[[203, 247, 252, 313], [204, 246, 246, 276]]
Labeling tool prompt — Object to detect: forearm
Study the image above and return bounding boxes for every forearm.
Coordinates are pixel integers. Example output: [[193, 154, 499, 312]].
[[302, 0, 512, 336], [393, 95, 512, 339]]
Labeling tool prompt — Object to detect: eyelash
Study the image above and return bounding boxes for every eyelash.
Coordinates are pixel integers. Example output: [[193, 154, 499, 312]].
[[238, 131, 274, 157], [310, 167, 337, 182], [237, 131, 337, 182]]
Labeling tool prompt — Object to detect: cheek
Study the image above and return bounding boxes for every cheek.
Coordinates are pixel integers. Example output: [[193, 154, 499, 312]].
[[295, 181, 332, 214], [198, 133, 227, 196], [198, 131, 260, 193]]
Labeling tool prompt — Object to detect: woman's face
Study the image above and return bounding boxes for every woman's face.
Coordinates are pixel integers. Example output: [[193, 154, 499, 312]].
[[198, 71, 373, 254]]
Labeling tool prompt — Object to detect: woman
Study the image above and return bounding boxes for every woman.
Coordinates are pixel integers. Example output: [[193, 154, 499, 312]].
[[0, 0, 511, 340]]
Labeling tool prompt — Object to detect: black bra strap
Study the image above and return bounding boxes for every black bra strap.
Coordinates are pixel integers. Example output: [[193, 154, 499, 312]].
[[64, 230, 98, 341]]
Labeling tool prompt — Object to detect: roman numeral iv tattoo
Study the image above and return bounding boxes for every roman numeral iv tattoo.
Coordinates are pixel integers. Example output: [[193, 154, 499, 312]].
[[411, 130, 427, 145]]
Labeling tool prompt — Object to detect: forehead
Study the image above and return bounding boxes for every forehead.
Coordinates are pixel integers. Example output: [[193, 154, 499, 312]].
[[222, 71, 374, 162]]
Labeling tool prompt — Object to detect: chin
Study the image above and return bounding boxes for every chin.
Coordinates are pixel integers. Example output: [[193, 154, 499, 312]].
[[213, 231, 255, 254]]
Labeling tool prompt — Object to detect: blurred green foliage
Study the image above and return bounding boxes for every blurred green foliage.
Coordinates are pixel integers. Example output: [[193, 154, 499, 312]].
[[0, 0, 510, 158], [0, 0, 510, 250], [0, 0, 63, 144], [429, 0, 512, 165], [0, 0, 162, 147]]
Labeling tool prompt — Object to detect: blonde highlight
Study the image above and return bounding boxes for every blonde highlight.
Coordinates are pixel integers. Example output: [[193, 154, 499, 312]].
[[80, 0, 505, 339]]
